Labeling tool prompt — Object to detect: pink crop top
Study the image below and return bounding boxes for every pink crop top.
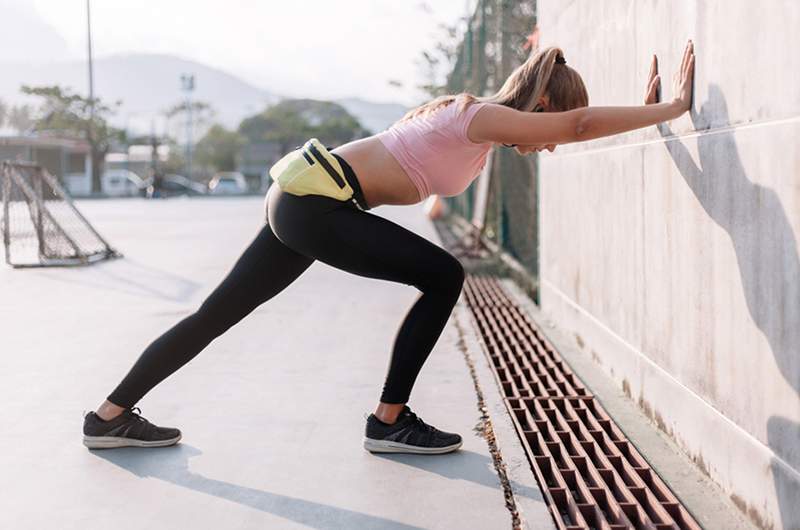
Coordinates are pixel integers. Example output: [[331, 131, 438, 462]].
[[375, 101, 493, 201]]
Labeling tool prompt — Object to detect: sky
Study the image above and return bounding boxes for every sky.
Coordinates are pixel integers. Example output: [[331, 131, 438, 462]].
[[21, 0, 474, 106]]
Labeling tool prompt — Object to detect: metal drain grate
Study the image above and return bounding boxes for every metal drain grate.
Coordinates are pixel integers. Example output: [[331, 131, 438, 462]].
[[463, 275, 701, 530]]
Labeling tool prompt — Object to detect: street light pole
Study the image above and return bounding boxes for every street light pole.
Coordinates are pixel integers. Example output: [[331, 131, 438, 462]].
[[87, 0, 95, 110], [180, 74, 195, 179], [86, 0, 97, 193]]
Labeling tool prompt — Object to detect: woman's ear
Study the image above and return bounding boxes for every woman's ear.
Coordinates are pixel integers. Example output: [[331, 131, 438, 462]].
[[538, 94, 551, 110]]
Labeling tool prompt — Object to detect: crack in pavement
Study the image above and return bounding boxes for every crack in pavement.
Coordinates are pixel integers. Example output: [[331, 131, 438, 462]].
[[454, 311, 523, 530]]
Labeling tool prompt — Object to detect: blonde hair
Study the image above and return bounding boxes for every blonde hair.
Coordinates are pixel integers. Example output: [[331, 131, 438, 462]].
[[395, 46, 589, 125]]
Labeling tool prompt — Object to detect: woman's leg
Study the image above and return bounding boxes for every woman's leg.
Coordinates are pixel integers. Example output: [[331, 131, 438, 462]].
[[268, 189, 465, 418], [102, 221, 315, 413]]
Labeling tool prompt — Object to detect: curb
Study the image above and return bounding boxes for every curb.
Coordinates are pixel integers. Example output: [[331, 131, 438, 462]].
[[453, 299, 556, 530]]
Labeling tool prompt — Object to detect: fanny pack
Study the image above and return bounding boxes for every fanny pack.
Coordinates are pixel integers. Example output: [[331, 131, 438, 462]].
[[269, 138, 363, 209]]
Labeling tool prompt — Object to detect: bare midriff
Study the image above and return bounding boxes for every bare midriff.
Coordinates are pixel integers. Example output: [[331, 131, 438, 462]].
[[330, 136, 421, 209]]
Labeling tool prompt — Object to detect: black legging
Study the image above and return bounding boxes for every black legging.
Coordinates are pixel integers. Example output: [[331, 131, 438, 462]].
[[107, 154, 465, 407]]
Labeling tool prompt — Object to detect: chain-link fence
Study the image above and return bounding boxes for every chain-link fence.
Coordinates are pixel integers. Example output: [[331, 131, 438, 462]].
[[440, 0, 540, 290]]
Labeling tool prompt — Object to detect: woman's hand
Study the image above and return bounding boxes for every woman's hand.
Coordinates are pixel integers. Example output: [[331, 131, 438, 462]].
[[644, 54, 661, 105], [644, 40, 694, 113], [672, 40, 695, 112]]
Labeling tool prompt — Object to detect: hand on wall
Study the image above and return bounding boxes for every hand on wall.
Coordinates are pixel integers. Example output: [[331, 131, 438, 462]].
[[644, 40, 695, 112], [644, 54, 661, 104], [673, 40, 695, 111]]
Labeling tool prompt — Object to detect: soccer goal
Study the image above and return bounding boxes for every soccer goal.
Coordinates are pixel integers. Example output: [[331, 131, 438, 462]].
[[1, 161, 121, 268]]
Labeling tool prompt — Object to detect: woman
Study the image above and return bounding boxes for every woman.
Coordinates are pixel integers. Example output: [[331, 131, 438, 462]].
[[83, 41, 695, 455]]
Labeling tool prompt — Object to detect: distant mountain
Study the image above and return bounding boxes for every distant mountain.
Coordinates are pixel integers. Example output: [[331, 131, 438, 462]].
[[0, 0, 71, 63], [0, 53, 409, 137], [0, 53, 277, 133]]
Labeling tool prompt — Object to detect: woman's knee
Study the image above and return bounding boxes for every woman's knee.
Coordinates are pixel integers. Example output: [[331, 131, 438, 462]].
[[426, 253, 465, 298], [448, 257, 466, 294]]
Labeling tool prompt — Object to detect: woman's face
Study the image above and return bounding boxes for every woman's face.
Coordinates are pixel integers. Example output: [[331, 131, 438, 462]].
[[515, 143, 557, 155]]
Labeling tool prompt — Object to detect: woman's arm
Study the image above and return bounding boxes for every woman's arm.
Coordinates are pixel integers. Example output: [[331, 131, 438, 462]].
[[469, 100, 682, 146], [467, 100, 686, 145], [570, 100, 684, 143]]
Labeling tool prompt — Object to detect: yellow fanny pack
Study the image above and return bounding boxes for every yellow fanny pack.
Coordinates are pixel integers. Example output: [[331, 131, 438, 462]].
[[269, 138, 357, 203]]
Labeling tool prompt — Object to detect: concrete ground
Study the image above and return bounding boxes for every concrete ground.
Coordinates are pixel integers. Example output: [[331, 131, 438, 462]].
[[0, 196, 546, 530]]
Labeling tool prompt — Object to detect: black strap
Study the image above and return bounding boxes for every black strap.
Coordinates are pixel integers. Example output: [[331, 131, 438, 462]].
[[306, 143, 346, 189]]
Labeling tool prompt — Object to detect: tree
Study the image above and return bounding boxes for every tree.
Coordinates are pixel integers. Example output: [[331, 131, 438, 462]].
[[0, 98, 7, 128], [164, 100, 215, 145], [21, 85, 121, 193], [8, 104, 34, 135], [195, 124, 245, 172], [415, 21, 462, 99], [413, 1, 535, 100], [238, 99, 368, 153]]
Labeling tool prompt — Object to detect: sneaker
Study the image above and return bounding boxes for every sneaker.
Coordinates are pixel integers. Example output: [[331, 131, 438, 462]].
[[363, 405, 462, 454], [82, 407, 182, 449]]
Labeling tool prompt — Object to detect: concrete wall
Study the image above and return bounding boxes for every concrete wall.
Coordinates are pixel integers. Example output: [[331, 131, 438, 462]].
[[537, 2, 799, 529]]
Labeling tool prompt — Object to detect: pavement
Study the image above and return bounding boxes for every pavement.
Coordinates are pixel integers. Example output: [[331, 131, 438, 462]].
[[0, 195, 549, 530]]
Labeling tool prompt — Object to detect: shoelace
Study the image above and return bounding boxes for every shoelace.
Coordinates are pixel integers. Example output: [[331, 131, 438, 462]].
[[125, 406, 147, 423], [404, 410, 435, 436], [417, 417, 437, 435], [366, 407, 437, 436]]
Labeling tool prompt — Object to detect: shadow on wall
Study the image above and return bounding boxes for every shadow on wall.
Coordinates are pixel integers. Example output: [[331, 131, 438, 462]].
[[658, 84, 800, 529]]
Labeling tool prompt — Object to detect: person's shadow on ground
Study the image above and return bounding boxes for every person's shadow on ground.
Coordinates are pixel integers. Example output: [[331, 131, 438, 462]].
[[658, 84, 800, 528], [370, 449, 546, 503], [91, 444, 425, 530]]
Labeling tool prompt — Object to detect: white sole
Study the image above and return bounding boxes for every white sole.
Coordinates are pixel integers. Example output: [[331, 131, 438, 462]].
[[83, 433, 182, 449], [363, 436, 462, 454]]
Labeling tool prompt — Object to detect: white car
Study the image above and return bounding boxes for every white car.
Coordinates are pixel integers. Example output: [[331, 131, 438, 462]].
[[102, 169, 147, 197], [209, 172, 248, 195], [63, 172, 92, 197]]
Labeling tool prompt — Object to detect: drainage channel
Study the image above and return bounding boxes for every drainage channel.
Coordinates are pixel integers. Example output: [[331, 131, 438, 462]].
[[463, 274, 701, 530]]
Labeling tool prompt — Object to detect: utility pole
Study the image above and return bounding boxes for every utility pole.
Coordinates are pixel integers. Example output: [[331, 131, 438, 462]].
[[150, 119, 159, 176], [86, 0, 98, 193], [148, 118, 162, 198], [180, 74, 195, 179]]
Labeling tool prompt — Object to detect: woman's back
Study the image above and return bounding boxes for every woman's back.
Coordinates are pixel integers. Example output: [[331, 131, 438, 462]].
[[331, 100, 494, 208], [375, 101, 494, 201]]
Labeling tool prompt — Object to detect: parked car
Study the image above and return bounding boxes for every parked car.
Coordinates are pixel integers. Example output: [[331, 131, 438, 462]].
[[150, 174, 207, 198], [63, 172, 92, 197], [102, 169, 148, 197], [208, 171, 248, 195]]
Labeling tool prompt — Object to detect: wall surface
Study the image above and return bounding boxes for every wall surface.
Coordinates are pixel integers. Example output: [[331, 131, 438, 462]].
[[537, 2, 799, 529]]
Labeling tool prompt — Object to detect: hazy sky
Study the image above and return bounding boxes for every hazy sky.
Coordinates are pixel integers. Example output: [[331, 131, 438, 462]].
[[24, 0, 473, 106]]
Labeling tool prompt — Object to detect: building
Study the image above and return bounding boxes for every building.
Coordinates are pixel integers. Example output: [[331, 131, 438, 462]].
[[236, 141, 283, 191], [0, 135, 90, 188]]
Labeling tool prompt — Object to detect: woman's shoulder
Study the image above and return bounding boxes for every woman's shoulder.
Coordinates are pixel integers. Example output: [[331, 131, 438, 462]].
[[451, 98, 494, 115], [456, 101, 501, 145], [455, 100, 506, 130]]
